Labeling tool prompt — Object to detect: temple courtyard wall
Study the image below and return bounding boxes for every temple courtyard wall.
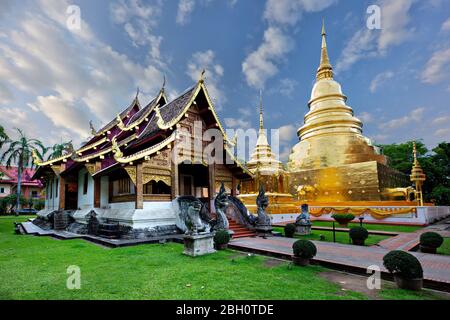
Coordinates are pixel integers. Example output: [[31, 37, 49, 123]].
[[269, 205, 450, 226]]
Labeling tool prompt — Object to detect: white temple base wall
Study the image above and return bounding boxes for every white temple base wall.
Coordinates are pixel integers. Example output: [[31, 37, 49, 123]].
[[70, 201, 177, 229], [270, 206, 450, 226]]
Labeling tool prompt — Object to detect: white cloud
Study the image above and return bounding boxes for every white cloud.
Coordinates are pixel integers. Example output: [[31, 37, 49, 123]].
[[267, 78, 299, 98], [0, 0, 165, 147], [336, 0, 415, 72], [224, 117, 250, 128], [243, 0, 336, 89], [186, 50, 226, 107], [0, 83, 13, 105], [357, 111, 374, 124], [421, 48, 450, 85], [379, 107, 425, 130], [441, 17, 450, 31], [34, 95, 91, 139], [277, 124, 297, 161], [176, 0, 195, 25], [432, 115, 450, 125], [370, 71, 394, 93], [263, 0, 337, 26], [434, 127, 450, 138], [242, 27, 293, 89], [110, 0, 164, 61]]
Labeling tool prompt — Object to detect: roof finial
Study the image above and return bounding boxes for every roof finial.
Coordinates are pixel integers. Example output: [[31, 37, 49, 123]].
[[413, 141, 418, 164], [317, 18, 334, 80], [136, 86, 140, 99], [259, 89, 264, 130], [162, 75, 166, 92], [199, 69, 206, 83]]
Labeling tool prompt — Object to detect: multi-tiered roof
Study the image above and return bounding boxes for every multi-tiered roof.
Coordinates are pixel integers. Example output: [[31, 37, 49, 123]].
[[32, 77, 252, 180]]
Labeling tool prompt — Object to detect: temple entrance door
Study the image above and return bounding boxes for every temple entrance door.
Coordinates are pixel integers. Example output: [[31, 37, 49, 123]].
[[178, 163, 210, 208], [180, 174, 194, 196], [64, 182, 78, 210]]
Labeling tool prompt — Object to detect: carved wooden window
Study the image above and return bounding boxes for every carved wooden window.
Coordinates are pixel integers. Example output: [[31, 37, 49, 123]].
[[83, 173, 88, 194], [143, 180, 171, 195], [55, 178, 59, 198], [118, 178, 131, 194]]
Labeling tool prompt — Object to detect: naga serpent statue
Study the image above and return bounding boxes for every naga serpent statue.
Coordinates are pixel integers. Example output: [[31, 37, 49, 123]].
[[256, 185, 271, 227], [174, 196, 211, 235], [213, 183, 230, 231]]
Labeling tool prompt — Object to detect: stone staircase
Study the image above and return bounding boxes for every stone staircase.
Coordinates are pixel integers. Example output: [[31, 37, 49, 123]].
[[228, 220, 256, 238]]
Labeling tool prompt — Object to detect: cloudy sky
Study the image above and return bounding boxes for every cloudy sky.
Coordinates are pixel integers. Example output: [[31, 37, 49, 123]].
[[0, 0, 449, 160]]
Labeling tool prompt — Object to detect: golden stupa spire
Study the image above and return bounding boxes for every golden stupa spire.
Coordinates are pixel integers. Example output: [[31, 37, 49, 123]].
[[317, 19, 334, 80], [259, 89, 264, 131]]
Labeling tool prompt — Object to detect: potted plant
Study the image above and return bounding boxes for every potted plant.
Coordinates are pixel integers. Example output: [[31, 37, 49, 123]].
[[214, 229, 231, 250], [383, 250, 423, 291], [284, 223, 296, 238], [349, 226, 369, 246], [419, 232, 444, 254], [292, 240, 317, 266], [331, 213, 355, 227]]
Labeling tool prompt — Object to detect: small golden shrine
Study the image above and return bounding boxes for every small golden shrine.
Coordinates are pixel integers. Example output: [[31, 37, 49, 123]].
[[239, 92, 294, 214]]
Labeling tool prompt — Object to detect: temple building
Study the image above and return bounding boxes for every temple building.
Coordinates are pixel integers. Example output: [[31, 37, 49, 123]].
[[287, 22, 409, 202], [32, 76, 252, 230]]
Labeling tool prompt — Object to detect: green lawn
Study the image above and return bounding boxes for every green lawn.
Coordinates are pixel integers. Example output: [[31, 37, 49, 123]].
[[0, 216, 445, 300], [310, 221, 422, 233], [437, 238, 450, 256], [273, 227, 390, 246]]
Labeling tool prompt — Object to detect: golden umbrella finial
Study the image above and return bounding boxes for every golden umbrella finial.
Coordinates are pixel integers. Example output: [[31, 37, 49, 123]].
[[317, 18, 334, 80], [259, 89, 264, 130]]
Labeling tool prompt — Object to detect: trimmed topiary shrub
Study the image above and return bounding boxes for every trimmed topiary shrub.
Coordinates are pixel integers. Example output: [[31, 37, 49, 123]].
[[420, 232, 444, 249], [292, 240, 317, 259], [214, 229, 231, 246], [284, 223, 296, 238], [349, 226, 369, 245], [331, 213, 355, 226], [383, 250, 423, 279]]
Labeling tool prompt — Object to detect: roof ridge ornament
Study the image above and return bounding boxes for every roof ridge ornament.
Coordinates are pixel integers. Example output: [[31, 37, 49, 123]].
[[89, 120, 97, 136], [199, 69, 206, 83]]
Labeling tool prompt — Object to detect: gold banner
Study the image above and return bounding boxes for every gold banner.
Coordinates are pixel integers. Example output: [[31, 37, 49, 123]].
[[309, 206, 416, 220]]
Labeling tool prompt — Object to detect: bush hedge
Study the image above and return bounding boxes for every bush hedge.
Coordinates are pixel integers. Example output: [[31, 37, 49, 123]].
[[284, 223, 296, 238], [331, 213, 355, 221], [383, 250, 423, 279], [349, 226, 369, 240], [292, 240, 317, 259], [419, 232, 444, 248], [214, 229, 231, 245]]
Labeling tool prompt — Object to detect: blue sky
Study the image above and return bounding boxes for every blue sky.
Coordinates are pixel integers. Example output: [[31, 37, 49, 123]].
[[0, 0, 449, 160]]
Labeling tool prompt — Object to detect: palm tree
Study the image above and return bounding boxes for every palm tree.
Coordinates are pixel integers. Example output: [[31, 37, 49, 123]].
[[1, 128, 45, 215], [46, 141, 73, 160], [0, 124, 9, 149]]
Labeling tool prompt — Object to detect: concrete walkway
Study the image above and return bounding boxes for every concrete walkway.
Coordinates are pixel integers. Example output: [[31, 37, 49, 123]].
[[229, 236, 450, 291]]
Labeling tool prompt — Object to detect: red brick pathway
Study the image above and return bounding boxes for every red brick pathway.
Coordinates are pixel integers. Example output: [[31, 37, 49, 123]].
[[230, 236, 450, 286]]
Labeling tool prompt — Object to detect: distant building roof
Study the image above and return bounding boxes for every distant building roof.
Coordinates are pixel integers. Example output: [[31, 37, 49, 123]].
[[0, 166, 43, 187]]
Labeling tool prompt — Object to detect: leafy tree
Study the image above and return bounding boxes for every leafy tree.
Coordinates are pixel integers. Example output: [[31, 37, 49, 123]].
[[0, 129, 45, 215], [380, 141, 449, 205], [0, 124, 9, 149], [380, 140, 428, 174], [46, 141, 73, 160], [421, 143, 450, 205]]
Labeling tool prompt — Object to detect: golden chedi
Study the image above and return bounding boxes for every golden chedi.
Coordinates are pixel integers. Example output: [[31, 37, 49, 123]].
[[239, 93, 294, 214], [287, 22, 408, 202]]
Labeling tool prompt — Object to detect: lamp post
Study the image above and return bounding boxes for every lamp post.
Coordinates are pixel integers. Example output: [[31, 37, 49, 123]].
[[332, 221, 336, 243], [359, 216, 364, 227]]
